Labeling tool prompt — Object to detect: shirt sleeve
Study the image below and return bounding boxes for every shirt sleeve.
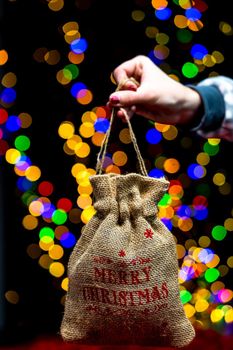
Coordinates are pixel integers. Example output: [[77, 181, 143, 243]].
[[190, 76, 233, 141]]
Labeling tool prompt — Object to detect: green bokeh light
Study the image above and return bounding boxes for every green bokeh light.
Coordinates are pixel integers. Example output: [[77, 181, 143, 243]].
[[182, 62, 198, 78], [205, 268, 220, 283], [52, 209, 67, 225], [39, 227, 55, 239], [212, 225, 227, 241], [176, 29, 193, 43], [203, 142, 219, 156], [14, 135, 30, 151], [180, 290, 192, 304]]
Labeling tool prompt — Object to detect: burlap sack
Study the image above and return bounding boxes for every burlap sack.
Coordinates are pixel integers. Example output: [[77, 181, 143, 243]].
[[60, 105, 195, 347]]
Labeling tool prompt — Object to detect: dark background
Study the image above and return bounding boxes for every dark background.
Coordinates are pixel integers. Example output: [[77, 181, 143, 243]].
[[0, 0, 233, 345]]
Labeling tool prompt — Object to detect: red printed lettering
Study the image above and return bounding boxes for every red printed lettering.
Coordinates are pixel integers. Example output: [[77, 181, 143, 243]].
[[161, 282, 169, 298], [142, 266, 151, 281], [136, 288, 150, 305], [130, 270, 140, 284]]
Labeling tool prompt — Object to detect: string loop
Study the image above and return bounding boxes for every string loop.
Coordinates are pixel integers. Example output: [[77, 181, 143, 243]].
[[96, 78, 147, 176]]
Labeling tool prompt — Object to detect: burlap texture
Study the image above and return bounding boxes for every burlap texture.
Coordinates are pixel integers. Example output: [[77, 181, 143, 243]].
[[60, 173, 195, 347]]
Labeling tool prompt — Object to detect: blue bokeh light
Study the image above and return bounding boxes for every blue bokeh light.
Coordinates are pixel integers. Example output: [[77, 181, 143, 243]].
[[70, 38, 88, 54], [155, 8, 172, 20], [146, 128, 162, 144]]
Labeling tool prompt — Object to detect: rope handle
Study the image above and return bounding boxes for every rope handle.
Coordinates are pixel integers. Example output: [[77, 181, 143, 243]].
[[96, 78, 148, 176]]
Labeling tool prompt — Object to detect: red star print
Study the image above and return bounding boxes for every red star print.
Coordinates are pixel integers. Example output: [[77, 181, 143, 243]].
[[144, 228, 154, 239], [118, 250, 126, 257]]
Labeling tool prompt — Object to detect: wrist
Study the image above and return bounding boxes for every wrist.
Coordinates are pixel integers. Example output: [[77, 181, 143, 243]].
[[178, 86, 204, 128]]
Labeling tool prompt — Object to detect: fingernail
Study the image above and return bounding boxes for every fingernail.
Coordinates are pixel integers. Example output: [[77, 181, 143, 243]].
[[110, 95, 120, 104]]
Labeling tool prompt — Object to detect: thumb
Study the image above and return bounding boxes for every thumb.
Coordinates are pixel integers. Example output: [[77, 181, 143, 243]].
[[109, 90, 142, 107]]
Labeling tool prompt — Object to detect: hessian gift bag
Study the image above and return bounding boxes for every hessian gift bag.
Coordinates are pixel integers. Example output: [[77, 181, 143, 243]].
[[60, 94, 195, 347]]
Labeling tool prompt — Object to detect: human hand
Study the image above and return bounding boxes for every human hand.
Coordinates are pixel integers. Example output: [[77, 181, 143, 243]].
[[108, 55, 202, 126]]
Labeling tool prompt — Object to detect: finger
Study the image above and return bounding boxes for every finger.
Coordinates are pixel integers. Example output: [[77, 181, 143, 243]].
[[113, 57, 140, 83], [109, 90, 143, 107]]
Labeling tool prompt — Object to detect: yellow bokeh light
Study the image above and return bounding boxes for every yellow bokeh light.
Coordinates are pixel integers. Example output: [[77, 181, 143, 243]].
[[196, 152, 210, 166], [81, 111, 97, 123], [58, 121, 75, 139], [61, 277, 69, 291], [5, 148, 21, 164], [71, 162, 86, 177], [178, 217, 193, 232], [131, 10, 145, 22], [44, 50, 60, 65], [0, 49, 8, 65], [198, 235, 211, 248], [211, 281, 225, 294], [155, 123, 170, 132], [218, 183, 231, 195], [203, 54, 216, 67], [49, 245, 64, 260], [29, 200, 44, 216], [213, 172, 225, 186], [81, 205, 96, 224], [22, 215, 38, 230], [218, 265, 229, 277], [225, 309, 233, 323], [112, 151, 128, 166], [162, 125, 178, 140], [105, 164, 121, 174], [119, 128, 131, 144], [62, 21, 79, 33], [56, 69, 72, 85], [79, 122, 95, 138], [77, 89, 93, 105], [145, 26, 159, 39], [205, 254, 220, 268], [227, 256, 233, 268], [39, 254, 53, 269], [48, 0, 64, 12], [68, 51, 84, 64], [25, 166, 41, 181], [212, 51, 224, 64], [210, 309, 224, 323], [208, 138, 221, 145], [151, 0, 168, 9], [5, 290, 19, 304], [1, 72, 17, 87], [164, 158, 180, 173], [76, 169, 91, 186], [159, 206, 174, 219], [224, 218, 233, 231], [74, 142, 90, 158], [187, 20, 203, 32], [174, 15, 188, 29], [176, 244, 186, 259], [18, 112, 32, 128], [66, 135, 82, 151], [92, 132, 105, 146], [184, 303, 196, 318], [219, 21, 233, 35], [49, 262, 65, 277], [78, 184, 93, 195], [195, 299, 209, 313], [64, 30, 80, 44], [77, 194, 92, 209]]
